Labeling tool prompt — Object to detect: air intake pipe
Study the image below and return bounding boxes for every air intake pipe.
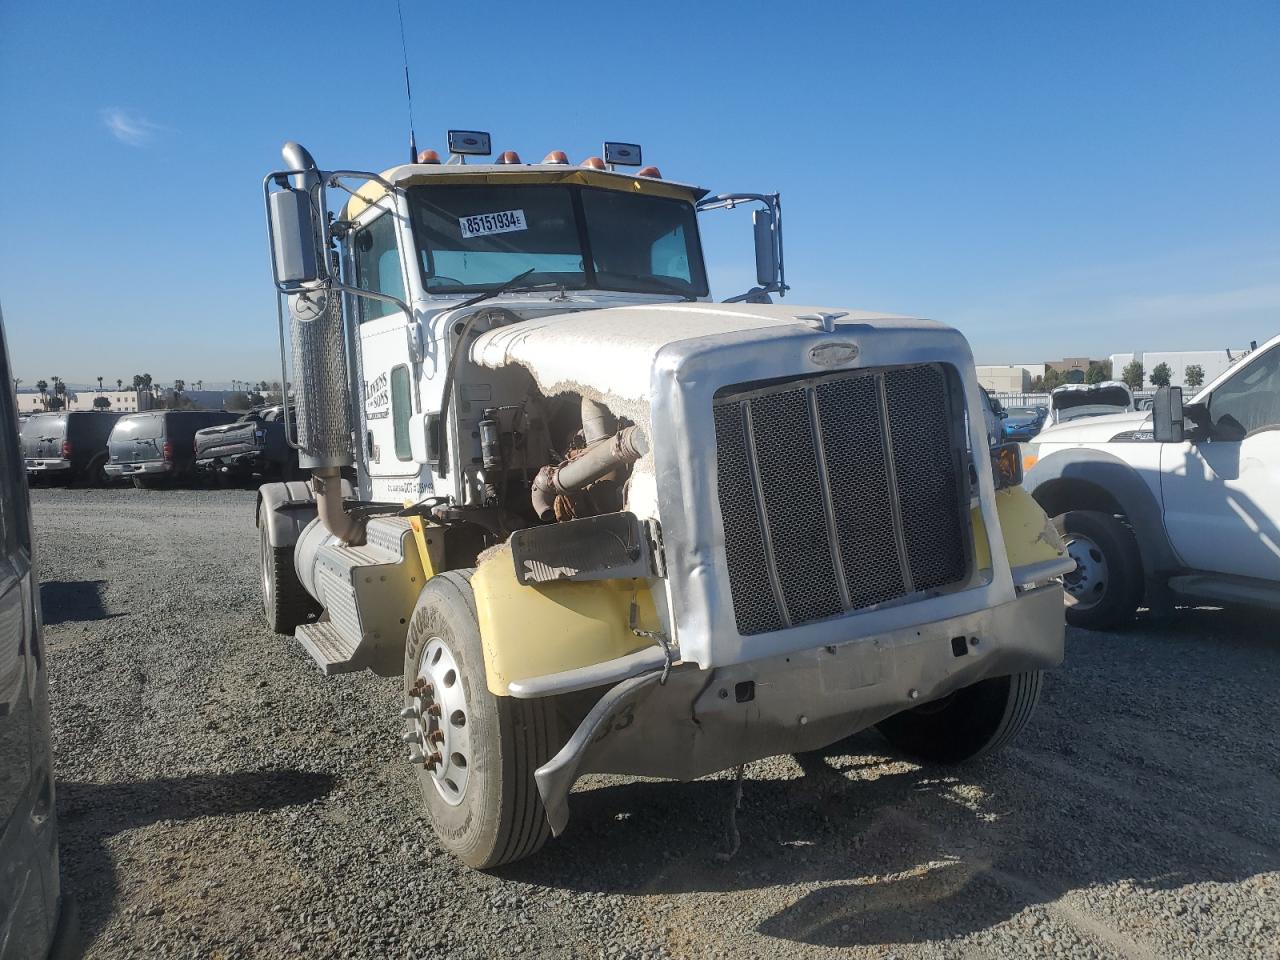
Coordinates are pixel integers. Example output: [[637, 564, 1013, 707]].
[[531, 423, 649, 521], [279, 142, 362, 545]]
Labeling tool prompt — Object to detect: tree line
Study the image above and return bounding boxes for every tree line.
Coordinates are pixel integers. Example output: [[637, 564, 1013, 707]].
[[1028, 360, 1206, 393], [22, 375, 282, 411]]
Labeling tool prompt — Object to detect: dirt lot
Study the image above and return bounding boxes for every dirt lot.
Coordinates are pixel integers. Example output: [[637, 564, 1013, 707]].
[[30, 487, 1280, 959]]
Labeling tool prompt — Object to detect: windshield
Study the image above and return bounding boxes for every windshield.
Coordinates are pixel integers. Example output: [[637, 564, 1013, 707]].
[[407, 183, 708, 297]]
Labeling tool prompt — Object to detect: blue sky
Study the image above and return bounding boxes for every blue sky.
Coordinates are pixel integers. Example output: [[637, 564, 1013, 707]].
[[1, 0, 1276, 386]]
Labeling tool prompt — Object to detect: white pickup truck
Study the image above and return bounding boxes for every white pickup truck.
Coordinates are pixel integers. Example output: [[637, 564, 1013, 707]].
[[1024, 334, 1280, 628]]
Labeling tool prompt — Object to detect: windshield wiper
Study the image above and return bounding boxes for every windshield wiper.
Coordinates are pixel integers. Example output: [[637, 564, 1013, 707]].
[[455, 268, 540, 309], [596, 272, 697, 301]]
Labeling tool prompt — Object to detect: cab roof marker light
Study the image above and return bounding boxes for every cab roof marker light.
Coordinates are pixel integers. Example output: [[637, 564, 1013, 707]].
[[543, 150, 570, 165], [603, 141, 642, 170], [580, 156, 606, 170], [446, 130, 492, 165], [498, 150, 522, 165], [416, 149, 441, 164], [637, 165, 662, 179]]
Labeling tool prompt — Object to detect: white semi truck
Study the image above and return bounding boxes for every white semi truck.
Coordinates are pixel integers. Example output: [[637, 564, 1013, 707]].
[[257, 133, 1072, 868]]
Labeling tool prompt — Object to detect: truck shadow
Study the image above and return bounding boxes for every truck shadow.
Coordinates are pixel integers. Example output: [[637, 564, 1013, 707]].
[[56, 770, 334, 952], [505, 719, 1279, 949], [39, 581, 119, 624]]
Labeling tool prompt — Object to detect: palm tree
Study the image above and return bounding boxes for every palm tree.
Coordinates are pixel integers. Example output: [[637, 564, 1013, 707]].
[[132, 374, 144, 391], [116, 378, 123, 392], [194, 379, 203, 391], [174, 378, 185, 394], [36, 379, 48, 409], [97, 376, 104, 394]]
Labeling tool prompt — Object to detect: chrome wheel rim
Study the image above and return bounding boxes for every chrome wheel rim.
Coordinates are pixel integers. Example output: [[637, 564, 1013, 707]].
[[408, 636, 471, 806], [1063, 533, 1108, 610]]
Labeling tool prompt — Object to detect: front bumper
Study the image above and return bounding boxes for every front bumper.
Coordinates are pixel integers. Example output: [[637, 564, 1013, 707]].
[[106, 461, 172, 478], [25, 459, 71, 474], [196, 452, 264, 474], [535, 580, 1064, 834]]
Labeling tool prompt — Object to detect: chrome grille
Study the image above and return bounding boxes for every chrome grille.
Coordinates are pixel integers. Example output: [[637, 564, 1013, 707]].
[[713, 363, 969, 636]]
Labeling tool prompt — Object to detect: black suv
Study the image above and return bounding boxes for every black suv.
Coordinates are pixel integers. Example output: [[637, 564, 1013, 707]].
[[106, 410, 238, 488], [20, 410, 122, 486]]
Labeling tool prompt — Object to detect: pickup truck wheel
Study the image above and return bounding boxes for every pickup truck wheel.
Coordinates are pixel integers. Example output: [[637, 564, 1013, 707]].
[[402, 570, 559, 869], [876, 671, 1043, 763], [258, 503, 319, 634], [1053, 510, 1142, 629]]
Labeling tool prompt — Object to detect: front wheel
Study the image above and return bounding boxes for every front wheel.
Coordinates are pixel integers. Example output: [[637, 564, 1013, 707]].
[[258, 502, 318, 633], [877, 672, 1043, 763], [1053, 510, 1143, 629], [402, 570, 560, 869]]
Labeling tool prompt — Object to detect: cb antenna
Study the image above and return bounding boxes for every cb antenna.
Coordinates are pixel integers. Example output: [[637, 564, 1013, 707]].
[[395, 0, 418, 163]]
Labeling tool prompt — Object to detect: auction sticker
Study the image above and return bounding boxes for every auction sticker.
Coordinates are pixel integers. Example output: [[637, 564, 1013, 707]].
[[460, 209, 527, 238]]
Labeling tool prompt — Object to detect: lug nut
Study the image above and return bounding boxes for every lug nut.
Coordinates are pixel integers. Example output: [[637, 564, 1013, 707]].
[[426, 704, 442, 718], [429, 730, 445, 745], [399, 706, 421, 719], [425, 751, 443, 770], [408, 747, 424, 763], [401, 730, 423, 744]]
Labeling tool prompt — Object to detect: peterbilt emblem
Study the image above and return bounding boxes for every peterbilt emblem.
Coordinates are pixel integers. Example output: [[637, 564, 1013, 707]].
[[809, 341, 860, 367]]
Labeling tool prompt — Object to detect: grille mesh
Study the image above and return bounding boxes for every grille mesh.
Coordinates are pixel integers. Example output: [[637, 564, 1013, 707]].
[[290, 290, 352, 470], [713, 363, 968, 636]]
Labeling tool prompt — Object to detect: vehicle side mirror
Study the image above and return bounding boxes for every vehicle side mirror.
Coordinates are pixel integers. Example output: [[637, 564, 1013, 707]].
[[753, 208, 778, 287], [1152, 386, 1184, 443], [267, 186, 323, 287]]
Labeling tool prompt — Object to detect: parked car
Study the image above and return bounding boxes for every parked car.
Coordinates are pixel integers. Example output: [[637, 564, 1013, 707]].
[[1002, 405, 1047, 441], [1025, 333, 1280, 628], [106, 410, 238, 488], [1, 314, 72, 957], [20, 411, 121, 486], [1048, 381, 1133, 425], [194, 405, 301, 484]]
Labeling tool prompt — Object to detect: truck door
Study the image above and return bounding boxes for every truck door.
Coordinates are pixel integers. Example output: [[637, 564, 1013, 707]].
[[1161, 344, 1280, 581], [350, 207, 419, 491]]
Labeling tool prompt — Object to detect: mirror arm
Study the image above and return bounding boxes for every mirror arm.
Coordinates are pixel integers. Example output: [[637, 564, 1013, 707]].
[[697, 192, 789, 302]]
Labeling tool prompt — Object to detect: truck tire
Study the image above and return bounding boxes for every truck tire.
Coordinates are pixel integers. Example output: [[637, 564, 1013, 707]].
[[258, 503, 319, 634], [402, 570, 560, 869], [1052, 510, 1142, 629], [876, 671, 1043, 763]]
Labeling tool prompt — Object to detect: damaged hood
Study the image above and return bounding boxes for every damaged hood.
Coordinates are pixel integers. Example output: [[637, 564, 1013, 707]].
[[470, 302, 934, 404]]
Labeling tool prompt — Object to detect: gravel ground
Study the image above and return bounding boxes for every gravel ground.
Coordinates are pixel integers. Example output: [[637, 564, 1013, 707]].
[[31, 486, 1280, 960]]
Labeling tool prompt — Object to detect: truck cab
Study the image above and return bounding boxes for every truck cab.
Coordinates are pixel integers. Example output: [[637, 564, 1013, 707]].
[[255, 134, 1071, 868]]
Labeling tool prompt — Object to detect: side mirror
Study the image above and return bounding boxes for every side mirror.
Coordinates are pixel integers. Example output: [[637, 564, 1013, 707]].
[[753, 208, 778, 287], [1152, 386, 1184, 443], [267, 187, 322, 287]]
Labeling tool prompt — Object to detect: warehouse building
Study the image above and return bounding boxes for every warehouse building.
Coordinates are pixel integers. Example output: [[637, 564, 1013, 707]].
[[1109, 349, 1246, 390]]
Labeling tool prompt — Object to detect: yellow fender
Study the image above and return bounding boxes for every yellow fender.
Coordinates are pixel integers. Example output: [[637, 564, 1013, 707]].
[[470, 543, 661, 696], [972, 486, 1067, 572]]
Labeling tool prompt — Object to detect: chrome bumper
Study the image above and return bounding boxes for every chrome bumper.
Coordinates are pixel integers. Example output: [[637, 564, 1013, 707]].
[[25, 459, 71, 473], [107, 461, 171, 477]]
